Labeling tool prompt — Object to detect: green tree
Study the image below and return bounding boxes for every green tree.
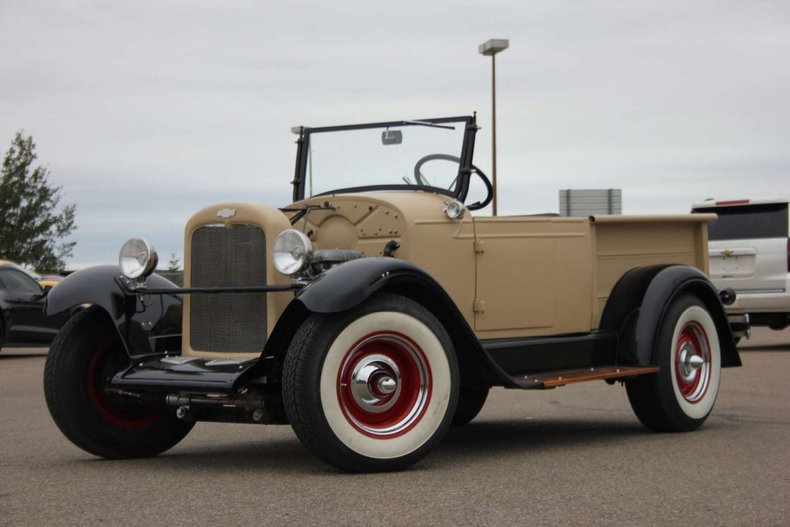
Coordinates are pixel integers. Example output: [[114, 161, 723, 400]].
[[167, 251, 181, 272], [0, 131, 76, 273]]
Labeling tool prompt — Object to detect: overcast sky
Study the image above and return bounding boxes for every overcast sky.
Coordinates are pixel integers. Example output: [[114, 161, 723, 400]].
[[1, 0, 788, 269]]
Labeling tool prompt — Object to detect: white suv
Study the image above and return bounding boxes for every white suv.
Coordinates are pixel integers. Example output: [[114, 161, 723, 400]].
[[692, 198, 790, 334]]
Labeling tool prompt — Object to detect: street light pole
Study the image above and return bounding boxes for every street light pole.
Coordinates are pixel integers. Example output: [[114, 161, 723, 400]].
[[478, 38, 509, 216], [491, 51, 498, 216]]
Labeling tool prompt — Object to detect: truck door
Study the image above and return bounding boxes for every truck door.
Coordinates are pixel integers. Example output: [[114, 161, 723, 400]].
[[472, 216, 594, 337]]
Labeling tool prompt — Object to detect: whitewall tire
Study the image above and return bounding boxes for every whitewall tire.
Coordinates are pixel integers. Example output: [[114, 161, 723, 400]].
[[283, 293, 459, 472], [626, 294, 722, 432]]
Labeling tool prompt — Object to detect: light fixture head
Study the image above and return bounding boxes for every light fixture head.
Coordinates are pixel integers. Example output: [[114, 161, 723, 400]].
[[478, 39, 509, 56], [119, 238, 158, 280], [273, 229, 313, 276], [443, 200, 465, 220]]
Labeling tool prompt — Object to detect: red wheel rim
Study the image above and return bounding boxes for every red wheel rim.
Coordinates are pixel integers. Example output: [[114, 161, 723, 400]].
[[337, 331, 432, 438], [673, 321, 711, 403], [88, 338, 165, 429]]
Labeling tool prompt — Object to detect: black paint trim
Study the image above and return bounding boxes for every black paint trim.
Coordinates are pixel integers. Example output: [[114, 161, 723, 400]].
[[482, 332, 620, 375], [601, 265, 740, 368], [116, 278, 302, 296], [111, 357, 252, 392], [294, 257, 426, 313], [292, 115, 478, 204], [313, 184, 456, 199], [600, 265, 668, 333], [299, 116, 473, 134], [45, 265, 183, 358], [293, 257, 525, 388]]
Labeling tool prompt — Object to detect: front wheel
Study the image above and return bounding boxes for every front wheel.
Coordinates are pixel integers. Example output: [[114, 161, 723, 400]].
[[283, 293, 459, 472], [626, 294, 721, 432], [44, 308, 193, 458]]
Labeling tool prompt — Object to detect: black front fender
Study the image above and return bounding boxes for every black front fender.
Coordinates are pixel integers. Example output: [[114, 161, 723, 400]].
[[46, 265, 182, 358], [283, 257, 513, 387], [295, 257, 439, 313]]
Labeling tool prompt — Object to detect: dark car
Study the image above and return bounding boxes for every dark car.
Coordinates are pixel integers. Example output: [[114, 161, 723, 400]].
[[0, 262, 69, 350]]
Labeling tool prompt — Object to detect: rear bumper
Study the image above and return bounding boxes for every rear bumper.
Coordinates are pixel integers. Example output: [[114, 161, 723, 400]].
[[727, 314, 751, 340], [721, 290, 789, 314]]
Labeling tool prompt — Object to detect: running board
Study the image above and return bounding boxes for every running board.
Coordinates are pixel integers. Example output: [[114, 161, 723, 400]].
[[111, 358, 657, 393], [511, 365, 659, 389], [111, 356, 259, 392]]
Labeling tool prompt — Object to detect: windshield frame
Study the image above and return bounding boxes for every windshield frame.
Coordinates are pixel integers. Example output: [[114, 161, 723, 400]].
[[291, 115, 478, 203]]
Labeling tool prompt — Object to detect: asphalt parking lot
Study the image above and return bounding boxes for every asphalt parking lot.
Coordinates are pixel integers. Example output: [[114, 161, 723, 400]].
[[1, 329, 788, 526]]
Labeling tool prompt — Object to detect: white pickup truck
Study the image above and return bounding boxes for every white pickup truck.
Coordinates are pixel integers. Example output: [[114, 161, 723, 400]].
[[692, 198, 790, 336]]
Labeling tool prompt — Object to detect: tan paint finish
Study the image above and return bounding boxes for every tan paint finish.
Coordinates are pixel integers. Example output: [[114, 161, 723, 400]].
[[472, 216, 593, 337], [181, 193, 715, 356], [181, 203, 292, 359], [291, 192, 477, 326], [591, 215, 713, 326]]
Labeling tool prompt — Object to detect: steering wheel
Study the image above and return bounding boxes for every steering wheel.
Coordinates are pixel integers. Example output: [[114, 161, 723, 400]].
[[412, 153, 493, 211], [413, 154, 462, 189]]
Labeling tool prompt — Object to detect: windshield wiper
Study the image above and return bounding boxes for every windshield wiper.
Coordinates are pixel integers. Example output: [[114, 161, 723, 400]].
[[281, 203, 336, 225]]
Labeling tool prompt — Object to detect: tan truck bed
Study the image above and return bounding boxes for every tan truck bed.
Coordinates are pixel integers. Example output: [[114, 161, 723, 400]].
[[470, 212, 715, 339], [591, 214, 714, 326]]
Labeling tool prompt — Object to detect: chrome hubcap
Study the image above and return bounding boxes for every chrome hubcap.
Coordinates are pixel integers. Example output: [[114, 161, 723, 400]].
[[674, 321, 711, 404], [337, 332, 432, 438], [378, 376, 398, 395], [349, 354, 401, 413], [678, 346, 705, 381]]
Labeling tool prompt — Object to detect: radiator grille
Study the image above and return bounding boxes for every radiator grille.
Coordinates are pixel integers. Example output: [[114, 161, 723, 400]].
[[189, 224, 267, 353]]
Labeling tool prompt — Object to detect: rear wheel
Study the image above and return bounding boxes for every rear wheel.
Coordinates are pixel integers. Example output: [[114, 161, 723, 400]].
[[283, 293, 459, 472], [626, 294, 721, 431], [44, 308, 193, 458], [452, 386, 489, 426]]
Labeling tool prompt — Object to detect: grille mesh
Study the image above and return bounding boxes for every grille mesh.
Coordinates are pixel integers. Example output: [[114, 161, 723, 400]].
[[189, 224, 267, 353]]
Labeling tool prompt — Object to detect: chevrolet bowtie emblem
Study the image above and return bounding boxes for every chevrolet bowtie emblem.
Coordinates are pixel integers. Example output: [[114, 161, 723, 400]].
[[721, 249, 734, 257], [217, 208, 237, 219]]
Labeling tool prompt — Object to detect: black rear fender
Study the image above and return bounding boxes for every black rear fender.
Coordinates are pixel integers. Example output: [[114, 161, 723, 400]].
[[601, 265, 740, 368], [45, 265, 182, 358]]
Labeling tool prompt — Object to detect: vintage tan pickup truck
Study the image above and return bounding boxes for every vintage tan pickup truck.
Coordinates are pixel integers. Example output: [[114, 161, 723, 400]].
[[43, 115, 741, 472]]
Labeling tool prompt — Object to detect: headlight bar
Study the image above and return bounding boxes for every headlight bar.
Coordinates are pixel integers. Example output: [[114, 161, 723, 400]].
[[115, 275, 303, 295]]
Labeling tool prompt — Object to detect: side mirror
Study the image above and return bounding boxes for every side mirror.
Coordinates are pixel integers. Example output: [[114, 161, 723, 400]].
[[381, 130, 402, 145], [32, 288, 49, 301]]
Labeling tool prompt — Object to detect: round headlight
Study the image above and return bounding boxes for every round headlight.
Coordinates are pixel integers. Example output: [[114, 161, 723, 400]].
[[443, 199, 465, 220], [119, 238, 159, 280], [273, 229, 313, 276]]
